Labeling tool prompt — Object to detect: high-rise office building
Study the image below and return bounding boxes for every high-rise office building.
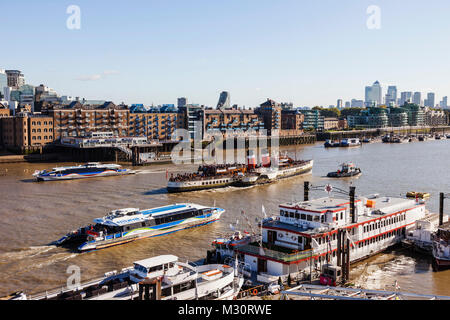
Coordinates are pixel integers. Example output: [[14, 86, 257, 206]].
[[399, 92, 413, 106], [336, 99, 343, 109], [345, 101, 351, 108], [351, 99, 364, 108], [217, 91, 231, 109], [365, 81, 382, 106], [440, 96, 448, 108], [177, 97, 187, 108], [413, 92, 422, 105], [425, 93, 435, 107], [0, 69, 7, 99], [5, 70, 25, 89], [385, 86, 397, 106]]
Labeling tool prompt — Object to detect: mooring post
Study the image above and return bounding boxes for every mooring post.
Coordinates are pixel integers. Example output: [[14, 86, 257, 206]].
[[304, 181, 310, 201], [440, 193, 445, 227]]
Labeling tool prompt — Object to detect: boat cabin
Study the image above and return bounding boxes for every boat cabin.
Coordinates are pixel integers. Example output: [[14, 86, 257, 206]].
[[131, 255, 179, 282]]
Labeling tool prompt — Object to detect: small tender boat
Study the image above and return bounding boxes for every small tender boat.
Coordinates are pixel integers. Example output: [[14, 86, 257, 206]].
[[340, 138, 361, 147], [33, 162, 135, 181], [406, 191, 431, 199], [327, 163, 361, 178]]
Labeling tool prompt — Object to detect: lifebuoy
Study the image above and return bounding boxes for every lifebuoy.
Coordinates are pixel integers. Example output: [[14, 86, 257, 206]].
[[252, 289, 258, 296]]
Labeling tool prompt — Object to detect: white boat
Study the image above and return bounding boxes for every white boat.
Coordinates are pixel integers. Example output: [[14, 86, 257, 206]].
[[432, 222, 450, 270], [33, 162, 135, 181], [56, 203, 225, 251], [5, 255, 244, 300]]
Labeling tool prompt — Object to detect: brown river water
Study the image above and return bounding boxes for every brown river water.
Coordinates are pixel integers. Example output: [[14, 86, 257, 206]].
[[0, 139, 449, 297]]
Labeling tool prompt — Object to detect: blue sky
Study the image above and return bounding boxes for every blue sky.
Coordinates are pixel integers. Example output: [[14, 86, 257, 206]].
[[2, 0, 450, 107]]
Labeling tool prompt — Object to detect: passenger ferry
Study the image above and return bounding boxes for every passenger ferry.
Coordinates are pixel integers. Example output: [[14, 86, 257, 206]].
[[211, 186, 428, 284], [55, 204, 225, 251], [4, 255, 244, 300], [33, 162, 135, 181]]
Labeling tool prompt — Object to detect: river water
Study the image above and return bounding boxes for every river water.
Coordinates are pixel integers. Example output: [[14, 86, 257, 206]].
[[0, 139, 449, 297]]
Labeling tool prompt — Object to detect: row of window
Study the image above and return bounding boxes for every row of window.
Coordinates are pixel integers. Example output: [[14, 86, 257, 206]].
[[32, 128, 53, 133], [32, 136, 51, 140], [31, 121, 52, 125], [154, 209, 208, 225], [357, 228, 404, 248], [363, 213, 405, 233]]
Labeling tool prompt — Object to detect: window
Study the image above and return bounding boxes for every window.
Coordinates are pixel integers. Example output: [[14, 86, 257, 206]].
[[306, 215, 312, 221], [295, 212, 300, 219], [290, 212, 294, 218], [340, 212, 343, 220], [301, 214, 306, 220]]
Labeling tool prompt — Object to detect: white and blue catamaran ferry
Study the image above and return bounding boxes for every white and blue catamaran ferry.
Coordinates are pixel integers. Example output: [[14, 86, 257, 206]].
[[33, 162, 135, 181], [56, 203, 225, 251]]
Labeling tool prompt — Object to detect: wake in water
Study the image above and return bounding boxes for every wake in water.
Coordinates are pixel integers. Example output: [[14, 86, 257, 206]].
[[0, 245, 57, 263]]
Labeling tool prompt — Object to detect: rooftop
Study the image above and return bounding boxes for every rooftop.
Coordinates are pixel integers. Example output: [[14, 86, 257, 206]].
[[134, 255, 178, 269]]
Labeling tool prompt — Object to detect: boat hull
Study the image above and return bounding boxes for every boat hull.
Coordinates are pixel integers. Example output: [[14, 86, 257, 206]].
[[36, 170, 135, 181]]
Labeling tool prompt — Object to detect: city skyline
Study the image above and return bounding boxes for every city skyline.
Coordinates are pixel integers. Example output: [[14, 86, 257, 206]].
[[3, 1, 450, 107]]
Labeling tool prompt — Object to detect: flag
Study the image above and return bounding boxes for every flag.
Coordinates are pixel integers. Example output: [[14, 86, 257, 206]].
[[262, 205, 267, 219]]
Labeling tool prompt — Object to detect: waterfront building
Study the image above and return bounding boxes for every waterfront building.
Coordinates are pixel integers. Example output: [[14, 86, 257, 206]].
[[425, 93, 435, 107], [413, 92, 422, 106], [387, 107, 408, 127], [49, 101, 129, 141], [365, 107, 389, 128], [255, 99, 282, 135], [10, 84, 35, 112], [178, 104, 204, 139], [323, 117, 339, 131], [402, 102, 425, 126], [280, 109, 304, 136], [425, 109, 447, 126], [204, 107, 265, 139], [299, 109, 324, 131], [0, 113, 53, 149], [0, 103, 10, 118], [365, 81, 382, 106], [129, 107, 178, 142], [217, 91, 231, 109], [5, 70, 25, 89]]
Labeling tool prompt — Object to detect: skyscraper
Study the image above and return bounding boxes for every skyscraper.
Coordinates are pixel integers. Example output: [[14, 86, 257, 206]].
[[413, 92, 422, 105], [440, 96, 448, 108], [365, 81, 382, 106], [336, 99, 343, 109], [425, 93, 435, 107], [399, 92, 413, 106], [385, 86, 397, 106], [217, 91, 230, 109], [5, 70, 25, 89], [0, 69, 7, 99], [177, 97, 187, 108]]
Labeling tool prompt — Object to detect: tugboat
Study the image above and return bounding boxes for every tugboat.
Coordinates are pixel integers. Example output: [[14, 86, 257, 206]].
[[327, 163, 361, 178], [340, 138, 361, 147]]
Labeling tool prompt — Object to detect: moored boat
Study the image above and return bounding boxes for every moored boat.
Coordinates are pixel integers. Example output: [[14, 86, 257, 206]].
[[432, 222, 450, 271], [4, 255, 244, 300], [324, 140, 340, 148], [55, 203, 225, 251], [33, 162, 135, 181], [340, 138, 361, 147], [327, 163, 361, 178]]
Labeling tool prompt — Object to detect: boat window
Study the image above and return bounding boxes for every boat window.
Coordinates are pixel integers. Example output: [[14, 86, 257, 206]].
[[298, 236, 303, 243], [290, 212, 295, 218], [306, 215, 312, 222], [301, 214, 306, 220], [149, 265, 163, 272], [295, 213, 300, 219], [142, 222, 146, 227], [313, 215, 320, 222]]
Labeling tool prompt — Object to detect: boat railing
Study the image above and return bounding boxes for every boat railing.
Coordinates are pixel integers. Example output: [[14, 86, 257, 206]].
[[237, 244, 314, 263]]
